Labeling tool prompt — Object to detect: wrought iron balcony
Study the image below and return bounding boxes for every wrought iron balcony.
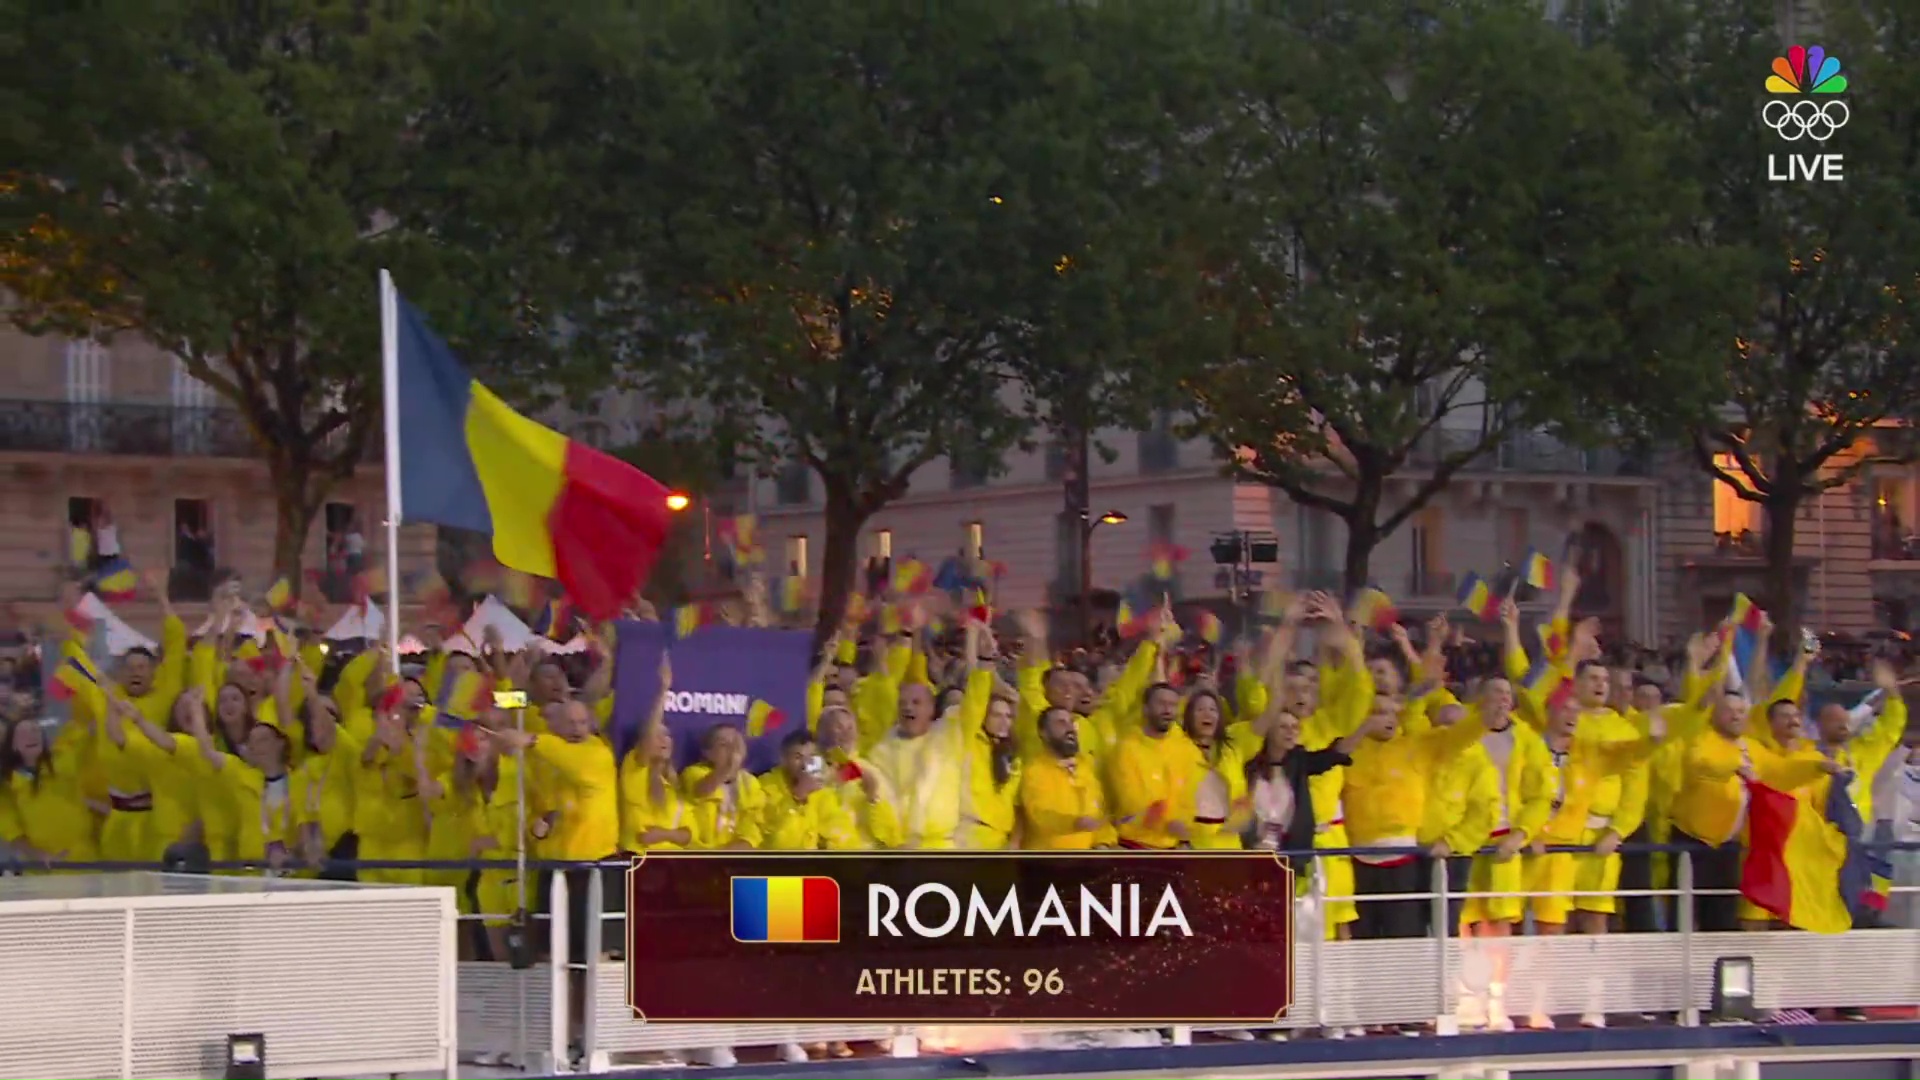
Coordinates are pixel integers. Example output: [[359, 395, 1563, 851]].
[[0, 399, 381, 462], [1404, 427, 1650, 477], [1870, 510, 1920, 560]]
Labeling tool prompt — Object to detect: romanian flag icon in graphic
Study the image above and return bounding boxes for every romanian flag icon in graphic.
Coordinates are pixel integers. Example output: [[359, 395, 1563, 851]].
[[731, 876, 840, 943], [1522, 548, 1556, 591], [1456, 572, 1500, 622]]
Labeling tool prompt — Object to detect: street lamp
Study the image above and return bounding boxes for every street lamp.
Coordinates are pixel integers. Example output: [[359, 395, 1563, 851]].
[[664, 492, 692, 512], [1079, 509, 1129, 642]]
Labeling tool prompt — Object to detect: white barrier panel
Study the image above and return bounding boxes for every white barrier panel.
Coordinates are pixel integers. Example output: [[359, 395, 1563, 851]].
[[561, 931, 1920, 1066], [0, 873, 456, 1080]]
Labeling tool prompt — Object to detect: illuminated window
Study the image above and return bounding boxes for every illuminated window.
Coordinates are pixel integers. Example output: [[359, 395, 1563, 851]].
[[873, 528, 892, 560], [966, 521, 984, 560], [785, 535, 809, 577], [1711, 454, 1762, 533]]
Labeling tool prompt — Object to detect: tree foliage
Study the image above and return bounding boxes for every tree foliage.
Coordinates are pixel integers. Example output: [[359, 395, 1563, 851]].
[[2, 0, 584, 583], [1598, 0, 1920, 643], [1181, 0, 1730, 593], [566, 1, 1192, 635]]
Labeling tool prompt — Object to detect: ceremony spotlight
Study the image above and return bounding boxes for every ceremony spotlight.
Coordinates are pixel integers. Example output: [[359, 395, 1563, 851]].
[[224, 1033, 265, 1080], [1711, 956, 1757, 1023]]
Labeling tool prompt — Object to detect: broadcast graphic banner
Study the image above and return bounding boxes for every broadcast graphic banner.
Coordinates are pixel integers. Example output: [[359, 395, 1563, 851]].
[[628, 851, 1292, 1024], [610, 621, 812, 771]]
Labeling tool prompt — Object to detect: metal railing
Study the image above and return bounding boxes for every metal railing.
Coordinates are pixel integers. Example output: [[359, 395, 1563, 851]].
[[1404, 427, 1651, 477], [0, 398, 383, 462], [17, 839, 1912, 1073]]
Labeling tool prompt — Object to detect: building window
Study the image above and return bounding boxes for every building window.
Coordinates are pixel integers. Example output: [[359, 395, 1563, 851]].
[[873, 528, 893, 560], [1044, 439, 1068, 481], [1139, 410, 1179, 473], [785, 535, 809, 578], [1409, 507, 1444, 594], [775, 462, 811, 506], [1148, 504, 1175, 549], [66, 496, 102, 571], [1498, 507, 1530, 564], [1711, 454, 1762, 536], [321, 502, 365, 602], [965, 521, 985, 561], [950, 451, 990, 490], [171, 498, 216, 601], [64, 339, 109, 452]]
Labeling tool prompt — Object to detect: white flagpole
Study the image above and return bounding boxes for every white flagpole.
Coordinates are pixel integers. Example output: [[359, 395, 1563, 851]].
[[379, 269, 405, 678]]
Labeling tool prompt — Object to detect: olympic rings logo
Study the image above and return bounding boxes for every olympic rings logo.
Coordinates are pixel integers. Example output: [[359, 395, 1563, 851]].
[[1762, 98, 1850, 142]]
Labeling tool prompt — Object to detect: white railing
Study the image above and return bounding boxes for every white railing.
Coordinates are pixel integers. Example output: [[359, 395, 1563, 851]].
[[0, 873, 458, 1080]]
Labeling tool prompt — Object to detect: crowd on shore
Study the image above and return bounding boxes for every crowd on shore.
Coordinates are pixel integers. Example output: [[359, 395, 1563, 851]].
[[2, 558, 1917, 1053]]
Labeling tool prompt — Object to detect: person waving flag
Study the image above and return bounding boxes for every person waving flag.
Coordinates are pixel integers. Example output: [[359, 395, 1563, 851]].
[[383, 273, 674, 620]]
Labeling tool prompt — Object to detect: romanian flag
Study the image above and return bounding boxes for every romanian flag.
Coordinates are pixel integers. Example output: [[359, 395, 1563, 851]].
[[1350, 588, 1398, 632], [1538, 621, 1568, 662], [746, 699, 788, 738], [720, 515, 763, 566], [46, 654, 102, 702], [1740, 777, 1874, 934], [1149, 544, 1189, 582], [438, 669, 494, 724], [389, 281, 673, 621], [93, 555, 138, 601], [265, 577, 295, 614], [528, 597, 572, 640], [892, 558, 930, 596], [1522, 548, 1556, 591], [879, 603, 904, 636], [967, 588, 991, 625], [68, 526, 91, 567], [1117, 597, 1150, 638], [675, 603, 717, 639], [1729, 593, 1766, 633], [1195, 610, 1223, 644], [1456, 572, 1499, 622], [843, 592, 870, 628]]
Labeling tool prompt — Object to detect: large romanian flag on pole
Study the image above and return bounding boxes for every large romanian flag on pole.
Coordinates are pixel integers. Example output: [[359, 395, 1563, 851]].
[[381, 271, 674, 621]]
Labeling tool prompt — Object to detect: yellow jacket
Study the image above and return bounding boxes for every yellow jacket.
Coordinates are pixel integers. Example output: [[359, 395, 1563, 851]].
[[1107, 726, 1204, 849], [861, 708, 967, 849], [681, 763, 767, 849], [1419, 741, 1503, 855], [955, 669, 1021, 849], [852, 642, 914, 754], [1016, 641, 1159, 766], [1018, 752, 1115, 849], [757, 767, 860, 850], [618, 759, 689, 852], [1344, 724, 1461, 848], [1670, 729, 1831, 845]]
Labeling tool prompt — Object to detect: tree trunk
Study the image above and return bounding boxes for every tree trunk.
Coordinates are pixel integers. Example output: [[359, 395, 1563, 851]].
[[1761, 491, 1803, 652], [1339, 474, 1384, 597], [268, 460, 323, 592], [813, 481, 870, 650]]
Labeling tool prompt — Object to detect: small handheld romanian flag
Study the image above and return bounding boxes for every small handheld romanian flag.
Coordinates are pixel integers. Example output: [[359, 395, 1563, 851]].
[[93, 556, 138, 602], [438, 670, 494, 724], [265, 577, 295, 614], [892, 558, 930, 596], [1729, 593, 1766, 632], [1350, 588, 1398, 632], [675, 603, 716, 639], [1522, 548, 1556, 591], [1195, 610, 1223, 644], [1149, 544, 1189, 582], [746, 699, 788, 738], [1456, 572, 1499, 622], [47, 655, 102, 702]]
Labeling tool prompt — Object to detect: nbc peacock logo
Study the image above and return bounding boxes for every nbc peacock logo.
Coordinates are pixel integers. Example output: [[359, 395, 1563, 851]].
[[1763, 45, 1848, 182]]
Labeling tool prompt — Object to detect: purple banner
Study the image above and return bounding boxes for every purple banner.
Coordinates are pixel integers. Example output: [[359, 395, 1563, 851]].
[[610, 621, 813, 772]]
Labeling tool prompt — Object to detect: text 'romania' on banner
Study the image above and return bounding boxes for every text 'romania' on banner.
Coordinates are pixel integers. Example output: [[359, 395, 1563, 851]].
[[627, 851, 1293, 1025]]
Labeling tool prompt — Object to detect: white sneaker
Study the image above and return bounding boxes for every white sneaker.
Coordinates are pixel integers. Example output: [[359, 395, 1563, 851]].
[[1346, 1026, 1367, 1038], [1455, 992, 1488, 1030], [1265, 1030, 1289, 1042], [1528, 1012, 1556, 1030], [779, 1042, 809, 1063], [1323, 1026, 1348, 1041], [1580, 1011, 1607, 1029], [1487, 1012, 1515, 1033], [1219, 1029, 1255, 1041], [694, 1046, 737, 1067]]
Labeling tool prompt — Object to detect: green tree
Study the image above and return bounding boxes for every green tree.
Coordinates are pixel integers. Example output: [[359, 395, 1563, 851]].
[[571, 1, 1171, 637], [1598, 0, 1920, 646], [1182, 0, 1729, 595], [2, 1, 583, 586]]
